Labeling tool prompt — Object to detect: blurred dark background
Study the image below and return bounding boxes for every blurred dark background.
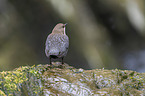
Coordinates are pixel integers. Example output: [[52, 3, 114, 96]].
[[0, 0, 145, 72]]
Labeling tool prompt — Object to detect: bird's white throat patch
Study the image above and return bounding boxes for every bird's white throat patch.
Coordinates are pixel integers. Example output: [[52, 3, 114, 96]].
[[64, 27, 66, 35]]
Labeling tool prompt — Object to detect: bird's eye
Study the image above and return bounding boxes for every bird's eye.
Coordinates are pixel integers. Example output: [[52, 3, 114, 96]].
[[62, 25, 65, 28]]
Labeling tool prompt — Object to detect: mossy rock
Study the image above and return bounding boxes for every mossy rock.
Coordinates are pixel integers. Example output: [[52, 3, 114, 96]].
[[0, 62, 145, 96]]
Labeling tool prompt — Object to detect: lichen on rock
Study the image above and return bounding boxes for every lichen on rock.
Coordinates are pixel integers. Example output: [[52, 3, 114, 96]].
[[0, 62, 145, 96]]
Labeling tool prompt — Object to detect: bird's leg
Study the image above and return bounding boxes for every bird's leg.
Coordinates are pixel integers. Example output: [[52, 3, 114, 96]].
[[49, 57, 52, 64], [61, 57, 64, 64]]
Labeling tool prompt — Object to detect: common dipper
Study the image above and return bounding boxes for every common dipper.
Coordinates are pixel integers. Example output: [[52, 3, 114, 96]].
[[45, 23, 69, 64]]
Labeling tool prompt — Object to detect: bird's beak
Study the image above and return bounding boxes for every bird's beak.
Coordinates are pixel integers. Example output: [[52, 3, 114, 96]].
[[64, 23, 67, 26]]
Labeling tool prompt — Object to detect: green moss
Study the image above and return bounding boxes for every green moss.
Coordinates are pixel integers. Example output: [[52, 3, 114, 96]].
[[0, 90, 6, 96], [0, 65, 44, 96], [0, 63, 145, 96]]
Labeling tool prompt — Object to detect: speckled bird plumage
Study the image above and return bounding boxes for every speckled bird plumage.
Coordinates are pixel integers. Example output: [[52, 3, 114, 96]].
[[45, 23, 69, 64]]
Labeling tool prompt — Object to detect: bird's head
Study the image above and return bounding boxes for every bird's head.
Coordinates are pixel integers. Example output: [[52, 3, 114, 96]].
[[52, 23, 67, 35]]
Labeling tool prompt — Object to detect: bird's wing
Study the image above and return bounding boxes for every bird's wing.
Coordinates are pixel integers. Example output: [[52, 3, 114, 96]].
[[45, 34, 53, 57], [57, 35, 69, 57], [61, 35, 69, 49]]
